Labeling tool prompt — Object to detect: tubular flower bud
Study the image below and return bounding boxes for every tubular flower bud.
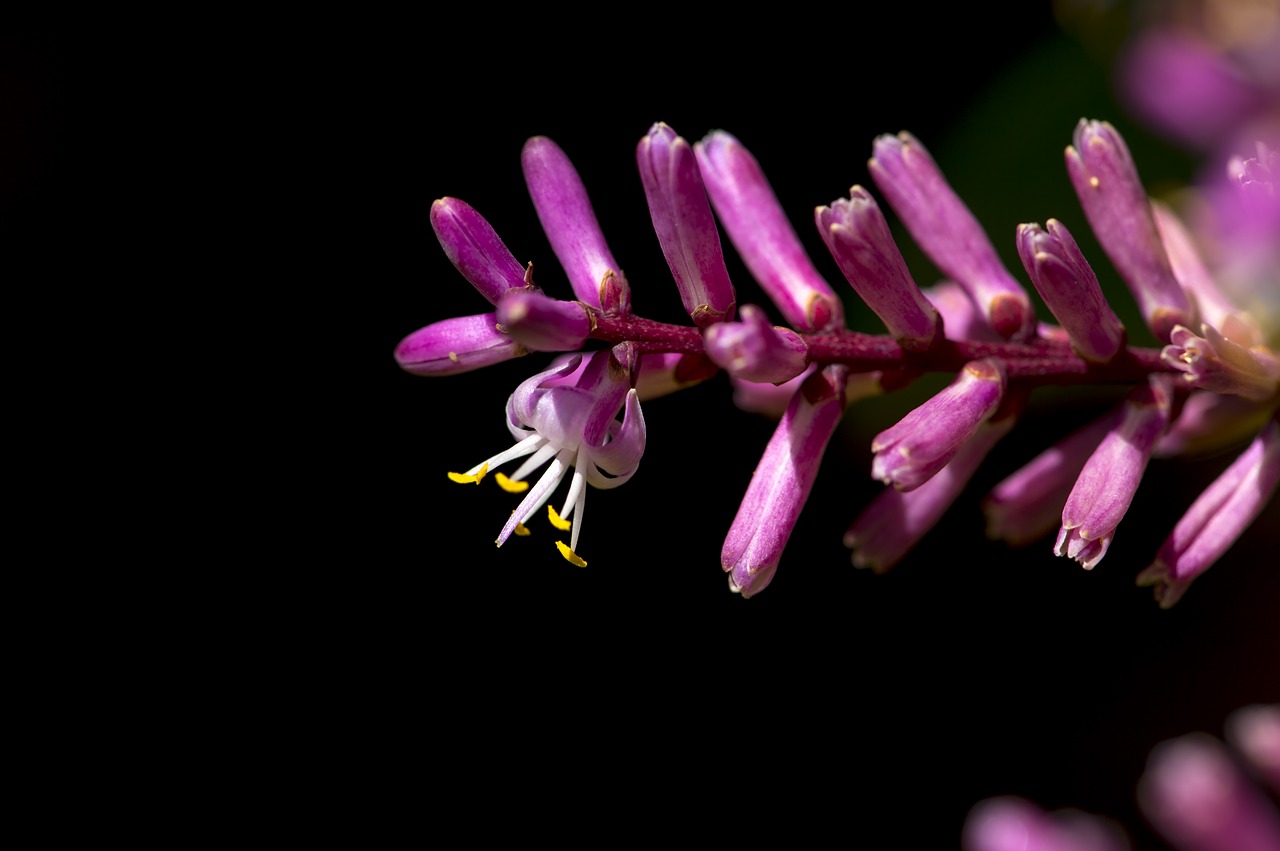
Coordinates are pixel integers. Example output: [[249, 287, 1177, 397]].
[[1055, 374, 1174, 570], [446, 346, 646, 567], [703, 303, 809, 385], [984, 409, 1121, 547], [1016, 219, 1127, 363], [871, 358, 1007, 492], [848, 414, 1016, 573], [1162, 323, 1280, 401], [495, 289, 591, 352], [394, 313, 527, 376], [636, 122, 737, 327], [816, 185, 943, 351], [1065, 118, 1194, 342], [1137, 417, 1280, 608], [1138, 733, 1280, 851], [429, 197, 534, 304], [522, 136, 630, 313], [963, 796, 1132, 851], [694, 130, 843, 332], [722, 365, 847, 597], [868, 131, 1035, 341]]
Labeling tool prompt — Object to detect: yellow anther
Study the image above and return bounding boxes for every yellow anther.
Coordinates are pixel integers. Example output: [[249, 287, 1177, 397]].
[[514, 522, 530, 537], [548, 505, 572, 531], [555, 541, 587, 567], [495, 472, 529, 493], [447, 463, 488, 484]]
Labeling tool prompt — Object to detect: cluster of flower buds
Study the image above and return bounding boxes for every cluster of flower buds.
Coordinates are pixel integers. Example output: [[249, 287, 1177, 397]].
[[395, 117, 1279, 602], [963, 703, 1280, 851]]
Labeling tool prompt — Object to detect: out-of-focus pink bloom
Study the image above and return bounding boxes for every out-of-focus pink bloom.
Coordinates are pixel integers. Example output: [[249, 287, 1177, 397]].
[[1117, 26, 1270, 152], [636, 122, 737, 327], [1137, 417, 1280, 607], [1138, 731, 1280, 851], [1227, 704, 1280, 792], [964, 795, 1132, 851], [868, 131, 1035, 341], [695, 130, 843, 333], [1055, 374, 1174, 570]]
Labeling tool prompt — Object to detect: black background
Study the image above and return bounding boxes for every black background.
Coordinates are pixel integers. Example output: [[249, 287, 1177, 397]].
[[8, 6, 1269, 848], [359, 4, 1279, 848]]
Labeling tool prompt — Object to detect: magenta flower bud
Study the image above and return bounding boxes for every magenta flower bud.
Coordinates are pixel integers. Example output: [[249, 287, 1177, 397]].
[[984, 409, 1121, 547], [429, 197, 533, 305], [394, 313, 527, 376], [871, 358, 1006, 492], [636, 122, 737, 327], [1162, 323, 1280, 400], [816, 185, 943, 351], [694, 130, 843, 332], [1136, 417, 1280, 608], [1055, 374, 1174, 570], [1137, 733, 1280, 851], [521, 135, 629, 313], [495, 289, 591, 352], [1226, 704, 1280, 793], [722, 365, 847, 597], [847, 415, 1015, 573], [868, 131, 1035, 341], [1016, 219, 1127, 363], [703, 303, 809, 385], [1065, 119, 1194, 342], [963, 796, 1131, 851]]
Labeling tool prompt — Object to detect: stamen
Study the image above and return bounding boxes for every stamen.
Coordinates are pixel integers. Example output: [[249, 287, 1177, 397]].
[[548, 505, 572, 531], [495, 473, 529, 493], [555, 541, 587, 567], [447, 462, 488, 484]]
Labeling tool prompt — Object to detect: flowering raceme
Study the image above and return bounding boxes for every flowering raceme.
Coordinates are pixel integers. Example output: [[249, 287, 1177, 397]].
[[396, 115, 1279, 602]]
